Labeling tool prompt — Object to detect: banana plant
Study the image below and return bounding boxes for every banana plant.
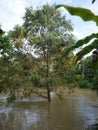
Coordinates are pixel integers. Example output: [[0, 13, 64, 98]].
[[92, 0, 96, 4], [56, 3, 98, 65]]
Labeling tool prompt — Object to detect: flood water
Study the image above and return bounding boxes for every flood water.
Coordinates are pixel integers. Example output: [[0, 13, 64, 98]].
[[0, 89, 98, 130]]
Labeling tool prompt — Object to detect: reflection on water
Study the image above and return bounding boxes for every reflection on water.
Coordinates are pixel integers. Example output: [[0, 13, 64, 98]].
[[87, 124, 98, 130], [0, 89, 98, 130]]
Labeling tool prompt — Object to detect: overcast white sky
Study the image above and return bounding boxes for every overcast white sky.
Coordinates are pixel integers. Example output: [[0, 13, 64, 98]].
[[0, 0, 98, 39]]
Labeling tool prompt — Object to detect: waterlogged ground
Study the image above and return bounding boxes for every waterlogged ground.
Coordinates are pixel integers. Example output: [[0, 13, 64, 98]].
[[0, 89, 98, 130]]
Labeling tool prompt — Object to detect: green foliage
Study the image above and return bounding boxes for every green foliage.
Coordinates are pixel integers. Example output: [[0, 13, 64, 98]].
[[75, 57, 98, 89], [92, 71, 98, 89], [75, 39, 98, 63], [0, 35, 12, 56], [52, 55, 77, 90], [63, 33, 98, 58], [56, 4, 98, 67], [0, 5, 76, 101], [79, 79, 92, 88], [56, 5, 98, 26], [92, 0, 96, 4], [8, 25, 25, 40], [8, 25, 26, 49], [23, 5, 75, 90], [7, 92, 16, 103], [0, 52, 33, 95]]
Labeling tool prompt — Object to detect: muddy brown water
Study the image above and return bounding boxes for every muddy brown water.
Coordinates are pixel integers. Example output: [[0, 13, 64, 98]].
[[0, 89, 98, 130]]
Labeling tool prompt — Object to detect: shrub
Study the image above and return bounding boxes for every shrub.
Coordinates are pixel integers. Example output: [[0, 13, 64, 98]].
[[79, 79, 92, 88]]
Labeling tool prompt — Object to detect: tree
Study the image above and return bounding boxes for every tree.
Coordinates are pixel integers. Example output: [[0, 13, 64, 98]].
[[23, 5, 75, 101], [0, 29, 14, 93], [8, 25, 26, 51], [0, 30, 12, 57]]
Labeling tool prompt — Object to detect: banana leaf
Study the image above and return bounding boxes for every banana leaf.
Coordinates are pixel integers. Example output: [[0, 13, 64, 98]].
[[56, 5, 98, 26], [92, 0, 96, 4], [75, 39, 98, 63], [56, 4, 98, 64], [62, 33, 98, 57]]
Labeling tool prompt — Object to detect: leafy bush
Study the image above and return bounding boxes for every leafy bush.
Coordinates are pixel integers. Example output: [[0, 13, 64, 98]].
[[92, 74, 98, 89], [79, 79, 92, 88], [7, 93, 16, 103]]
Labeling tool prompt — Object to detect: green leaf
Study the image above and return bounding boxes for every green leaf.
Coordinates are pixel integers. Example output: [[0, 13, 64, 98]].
[[62, 33, 98, 58], [74, 33, 98, 48], [56, 5, 98, 26], [75, 39, 98, 63], [92, 0, 96, 4]]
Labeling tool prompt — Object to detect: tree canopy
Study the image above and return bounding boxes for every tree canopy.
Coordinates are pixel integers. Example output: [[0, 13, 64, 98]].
[[0, 5, 75, 101]]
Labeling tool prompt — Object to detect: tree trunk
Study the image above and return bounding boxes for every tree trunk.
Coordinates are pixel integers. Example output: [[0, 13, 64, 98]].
[[47, 83, 51, 101], [46, 52, 51, 101]]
